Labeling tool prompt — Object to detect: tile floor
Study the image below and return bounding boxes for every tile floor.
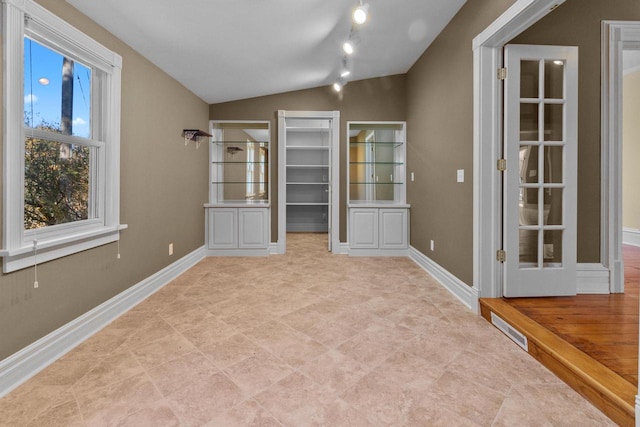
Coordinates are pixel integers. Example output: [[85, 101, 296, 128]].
[[0, 233, 615, 426]]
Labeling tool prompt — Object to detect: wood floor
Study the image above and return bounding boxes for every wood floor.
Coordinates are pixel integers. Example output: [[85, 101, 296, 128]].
[[481, 244, 640, 426]]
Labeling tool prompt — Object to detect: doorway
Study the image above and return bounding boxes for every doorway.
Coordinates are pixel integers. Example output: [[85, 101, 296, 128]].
[[277, 110, 340, 253]]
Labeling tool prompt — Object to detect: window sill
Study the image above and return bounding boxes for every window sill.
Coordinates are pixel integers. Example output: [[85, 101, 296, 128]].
[[1, 224, 128, 273]]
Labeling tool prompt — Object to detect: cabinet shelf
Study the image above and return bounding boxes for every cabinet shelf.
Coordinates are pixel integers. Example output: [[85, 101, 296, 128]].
[[350, 182, 404, 185], [286, 145, 329, 150], [286, 202, 329, 206], [212, 161, 268, 164], [212, 140, 268, 144], [349, 162, 403, 165], [286, 165, 329, 169], [286, 182, 328, 185], [349, 141, 404, 148]]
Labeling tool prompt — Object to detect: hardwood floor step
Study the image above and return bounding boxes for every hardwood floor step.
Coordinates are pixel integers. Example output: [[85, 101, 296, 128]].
[[480, 298, 636, 427]]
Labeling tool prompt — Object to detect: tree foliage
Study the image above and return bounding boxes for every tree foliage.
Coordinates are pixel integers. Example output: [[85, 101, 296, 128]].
[[24, 121, 90, 230]]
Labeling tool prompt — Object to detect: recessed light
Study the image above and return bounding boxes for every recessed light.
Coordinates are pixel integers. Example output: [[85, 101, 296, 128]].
[[38, 77, 49, 85]]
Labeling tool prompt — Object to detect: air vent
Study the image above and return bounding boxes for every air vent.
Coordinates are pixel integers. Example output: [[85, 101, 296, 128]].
[[490, 312, 528, 351]]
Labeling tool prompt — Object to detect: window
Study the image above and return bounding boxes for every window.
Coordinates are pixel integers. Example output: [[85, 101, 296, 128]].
[[1, 0, 124, 272]]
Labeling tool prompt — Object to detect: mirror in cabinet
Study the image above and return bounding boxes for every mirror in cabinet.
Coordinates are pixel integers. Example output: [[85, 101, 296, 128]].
[[348, 122, 406, 204], [210, 121, 270, 204]]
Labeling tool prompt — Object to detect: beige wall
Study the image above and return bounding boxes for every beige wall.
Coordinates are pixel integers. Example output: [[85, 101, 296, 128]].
[[623, 70, 640, 230], [405, 0, 516, 285], [209, 75, 407, 242], [0, 0, 209, 360], [512, 0, 640, 262]]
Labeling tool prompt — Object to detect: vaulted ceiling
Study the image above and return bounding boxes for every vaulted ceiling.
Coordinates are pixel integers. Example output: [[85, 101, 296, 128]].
[[65, 0, 467, 104]]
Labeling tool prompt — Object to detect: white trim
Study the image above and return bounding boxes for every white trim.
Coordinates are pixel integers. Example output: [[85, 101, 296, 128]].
[[277, 110, 340, 253], [0, 245, 206, 399], [602, 21, 640, 294], [337, 242, 349, 255], [473, 0, 566, 298], [1, 0, 123, 272], [269, 242, 281, 254], [623, 227, 640, 247], [349, 248, 409, 257], [576, 263, 610, 294], [636, 395, 640, 427], [409, 246, 479, 313]]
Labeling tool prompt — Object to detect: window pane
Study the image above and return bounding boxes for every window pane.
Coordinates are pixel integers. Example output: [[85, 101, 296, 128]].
[[24, 137, 90, 229], [24, 37, 91, 138]]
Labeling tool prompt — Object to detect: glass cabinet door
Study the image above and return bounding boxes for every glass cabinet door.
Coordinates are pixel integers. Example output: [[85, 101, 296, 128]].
[[348, 122, 406, 204]]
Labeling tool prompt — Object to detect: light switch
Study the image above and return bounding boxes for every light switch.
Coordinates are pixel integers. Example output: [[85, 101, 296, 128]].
[[457, 169, 464, 183], [411, 172, 415, 182]]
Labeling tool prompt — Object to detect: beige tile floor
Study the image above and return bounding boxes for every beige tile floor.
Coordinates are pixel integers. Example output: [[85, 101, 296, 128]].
[[0, 233, 615, 426]]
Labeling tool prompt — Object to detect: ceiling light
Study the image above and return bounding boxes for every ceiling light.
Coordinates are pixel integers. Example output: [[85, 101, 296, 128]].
[[341, 70, 351, 78], [38, 77, 49, 85], [333, 82, 343, 92], [352, 4, 368, 25], [343, 41, 354, 55]]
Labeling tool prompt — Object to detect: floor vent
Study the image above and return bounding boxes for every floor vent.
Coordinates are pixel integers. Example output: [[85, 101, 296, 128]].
[[490, 311, 529, 351]]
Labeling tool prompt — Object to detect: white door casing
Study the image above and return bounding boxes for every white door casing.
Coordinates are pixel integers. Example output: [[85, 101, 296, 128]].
[[503, 44, 578, 297]]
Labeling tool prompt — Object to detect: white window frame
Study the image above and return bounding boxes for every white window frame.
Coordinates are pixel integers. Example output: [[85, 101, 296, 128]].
[[1, 0, 125, 273]]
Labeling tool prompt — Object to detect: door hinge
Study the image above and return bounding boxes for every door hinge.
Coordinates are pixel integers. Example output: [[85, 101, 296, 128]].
[[497, 158, 506, 171], [497, 249, 506, 262], [498, 67, 507, 80]]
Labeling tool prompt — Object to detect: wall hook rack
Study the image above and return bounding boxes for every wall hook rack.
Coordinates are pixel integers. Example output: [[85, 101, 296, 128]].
[[182, 129, 212, 149]]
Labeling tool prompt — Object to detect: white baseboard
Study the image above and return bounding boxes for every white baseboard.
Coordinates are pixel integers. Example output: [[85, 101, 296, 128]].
[[409, 246, 479, 313], [636, 395, 640, 427], [623, 227, 640, 247], [0, 245, 206, 399], [576, 263, 610, 294], [334, 242, 349, 255], [348, 248, 409, 257]]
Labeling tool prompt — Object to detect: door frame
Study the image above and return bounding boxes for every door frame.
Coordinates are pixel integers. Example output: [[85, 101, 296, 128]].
[[473, 0, 568, 299], [276, 110, 340, 253], [601, 21, 640, 294]]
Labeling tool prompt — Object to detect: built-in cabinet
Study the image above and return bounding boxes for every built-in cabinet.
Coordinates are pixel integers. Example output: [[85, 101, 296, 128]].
[[278, 111, 340, 253], [205, 121, 271, 255], [347, 121, 410, 255]]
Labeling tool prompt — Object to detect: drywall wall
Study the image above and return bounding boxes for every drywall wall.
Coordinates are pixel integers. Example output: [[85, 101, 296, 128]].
[[623, 70, 640, 230], [405, 0, 516, 286], [511, 0, 640, 262], [0, 0, 209, 360], [209, 75, 407, 243]]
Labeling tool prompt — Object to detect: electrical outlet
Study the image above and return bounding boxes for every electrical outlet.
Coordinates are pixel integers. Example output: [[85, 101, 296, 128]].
[[169, 243, 174, 256], [430, 240, 435, 251]]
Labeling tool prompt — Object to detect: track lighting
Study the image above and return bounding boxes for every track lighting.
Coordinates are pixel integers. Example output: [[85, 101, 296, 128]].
[[343, 41, 354, 55], [333, 81, 343, 92], [341, 70, 351, 78], [352, 2, 368, 25]]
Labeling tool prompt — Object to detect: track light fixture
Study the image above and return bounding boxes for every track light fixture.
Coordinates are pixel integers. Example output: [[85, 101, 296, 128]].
[[333, 81, 343, 92], [352, 2, 368, 25], [343, 41, 354, 55]]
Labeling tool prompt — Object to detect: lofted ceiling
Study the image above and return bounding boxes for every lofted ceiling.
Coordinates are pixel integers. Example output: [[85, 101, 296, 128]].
[[65, 0, 467, 104]]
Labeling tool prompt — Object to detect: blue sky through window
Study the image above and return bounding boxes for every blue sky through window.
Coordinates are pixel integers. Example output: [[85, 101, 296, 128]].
[[24, 37, 91, 138]]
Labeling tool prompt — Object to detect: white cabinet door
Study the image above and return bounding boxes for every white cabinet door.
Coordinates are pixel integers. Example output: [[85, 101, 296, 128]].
[[379, 209, 408, 249], [349, 208, 379, 249], [238, 208, 268, 248], [208, 208, 237, 249]]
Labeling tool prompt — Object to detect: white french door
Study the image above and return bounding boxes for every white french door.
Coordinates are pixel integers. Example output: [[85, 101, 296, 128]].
[[503, 44, 578, 297]]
